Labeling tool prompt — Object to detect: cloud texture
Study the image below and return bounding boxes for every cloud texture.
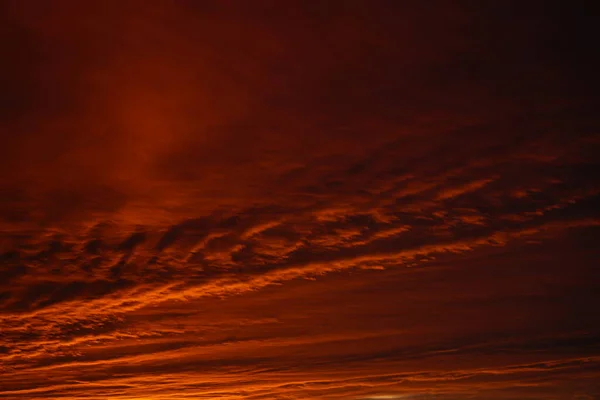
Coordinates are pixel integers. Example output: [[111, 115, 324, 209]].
[[1, 1, 599, 399]]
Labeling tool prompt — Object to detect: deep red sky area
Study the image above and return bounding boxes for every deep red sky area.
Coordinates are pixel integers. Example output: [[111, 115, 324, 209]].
[[1, 1, 599, 399]]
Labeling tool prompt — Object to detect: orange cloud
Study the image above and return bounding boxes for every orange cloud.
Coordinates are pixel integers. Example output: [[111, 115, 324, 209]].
[[1, 1, 599, 399]]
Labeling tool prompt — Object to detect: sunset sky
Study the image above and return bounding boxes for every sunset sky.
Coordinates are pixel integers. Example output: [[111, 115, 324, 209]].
[[1, 1, 599, 399]]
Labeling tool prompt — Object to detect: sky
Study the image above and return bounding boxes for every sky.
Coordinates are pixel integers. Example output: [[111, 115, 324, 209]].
[[1, 1, 599, 399]]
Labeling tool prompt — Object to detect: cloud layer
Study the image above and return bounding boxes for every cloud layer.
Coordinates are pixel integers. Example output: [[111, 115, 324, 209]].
[[1, 1, 599, 399]]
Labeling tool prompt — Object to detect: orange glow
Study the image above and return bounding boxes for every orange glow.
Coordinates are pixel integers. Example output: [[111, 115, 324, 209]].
[[1, 1, 599, 399]]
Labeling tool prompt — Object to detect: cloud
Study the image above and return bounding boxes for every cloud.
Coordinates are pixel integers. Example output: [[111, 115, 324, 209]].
[[1, 1, 599, 399]]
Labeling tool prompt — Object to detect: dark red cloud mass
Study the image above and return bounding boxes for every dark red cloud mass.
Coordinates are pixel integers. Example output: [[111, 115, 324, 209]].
[[1, 1, 599, 399]]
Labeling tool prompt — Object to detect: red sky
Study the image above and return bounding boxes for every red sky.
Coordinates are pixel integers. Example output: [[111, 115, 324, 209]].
[[1, 1, 599, 399]]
